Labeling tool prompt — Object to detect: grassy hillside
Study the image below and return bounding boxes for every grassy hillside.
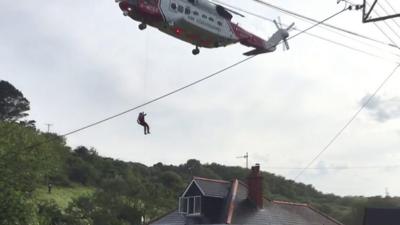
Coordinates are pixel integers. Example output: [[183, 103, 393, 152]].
[[34, 185, 95, 209]]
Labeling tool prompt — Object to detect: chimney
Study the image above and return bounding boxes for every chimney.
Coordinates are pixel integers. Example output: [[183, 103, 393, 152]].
[[247, 164, 263, 208]]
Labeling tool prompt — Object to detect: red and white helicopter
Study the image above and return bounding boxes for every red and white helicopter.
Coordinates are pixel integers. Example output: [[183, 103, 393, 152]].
[[116, 0, 294, 55]]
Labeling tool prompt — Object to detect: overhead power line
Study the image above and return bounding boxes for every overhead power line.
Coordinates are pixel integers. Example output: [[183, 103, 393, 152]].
[[365, 2, 399, 47], [294, 64, 400, 181], [20, 8, 350, 152], [56, 8, 349, 139], [372, 22, 398, 48], [378, 2, 400, 31], [384, 0, 400, 18], [376, 3, 400, 41], [213, 1, 400, 63], [266, 164, 400, 170], [249, 0, 400, 49], [60, 56, 257, 137]]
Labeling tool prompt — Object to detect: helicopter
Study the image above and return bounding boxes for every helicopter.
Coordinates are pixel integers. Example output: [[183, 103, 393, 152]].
[[116, 0, 294, 55]]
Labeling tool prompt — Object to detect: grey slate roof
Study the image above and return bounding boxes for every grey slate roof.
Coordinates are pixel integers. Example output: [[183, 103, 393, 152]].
[[193, 177, 231, 198], [151, 210, 226, 225], [232, 200, 343, 225], [152, 210, 185, 225], [363, 208, 400, 225]]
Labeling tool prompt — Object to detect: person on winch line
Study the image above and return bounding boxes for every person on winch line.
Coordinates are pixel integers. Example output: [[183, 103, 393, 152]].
[[137, 112, 150, 135]]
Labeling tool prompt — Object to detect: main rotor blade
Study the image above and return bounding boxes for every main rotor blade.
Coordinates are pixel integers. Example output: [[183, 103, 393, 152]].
[[226, 8, 245, 17], [287, 22, 295, 31], [273, 20, 280, 30], [284, 39, 290, 50], [210, 1, 245, 17]]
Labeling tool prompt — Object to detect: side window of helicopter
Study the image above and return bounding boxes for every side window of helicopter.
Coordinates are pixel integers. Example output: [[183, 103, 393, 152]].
[[217, 21, 222, 26], [171, 3, 177, 11], [202, 14, 207, 19], [178, 5, 184, 13], [193, 11, 199, 16], [209, 17, 214, 22], [185, 7, 191, 15]]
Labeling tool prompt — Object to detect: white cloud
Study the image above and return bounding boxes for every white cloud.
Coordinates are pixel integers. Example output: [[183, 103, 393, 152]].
[[361, 94, 400, 122]]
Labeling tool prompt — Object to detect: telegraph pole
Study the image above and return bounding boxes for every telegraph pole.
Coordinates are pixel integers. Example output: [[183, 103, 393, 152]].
[[237, 152, 249, 169], [45, 123, 53, 133], [385, 187, 390, 197]]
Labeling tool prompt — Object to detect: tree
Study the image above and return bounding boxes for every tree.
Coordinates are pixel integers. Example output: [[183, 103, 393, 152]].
[[0, 80, 30, 122], [0, 122, 68, 224]]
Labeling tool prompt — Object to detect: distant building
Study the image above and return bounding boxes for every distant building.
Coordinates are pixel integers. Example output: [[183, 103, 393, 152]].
[[363, 208, 400, 225], [149, 164, 344, 225]]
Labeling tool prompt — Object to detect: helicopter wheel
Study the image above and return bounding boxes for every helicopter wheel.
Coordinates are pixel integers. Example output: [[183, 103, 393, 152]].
[[139, 23, 147, 30], [192, 47, 200, 55]]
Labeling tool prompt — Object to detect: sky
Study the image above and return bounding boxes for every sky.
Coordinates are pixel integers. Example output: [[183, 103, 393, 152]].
[[1, 0, 400, 197]]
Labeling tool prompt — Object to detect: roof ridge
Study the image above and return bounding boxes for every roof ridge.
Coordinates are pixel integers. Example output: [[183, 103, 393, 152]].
[[226, 179, 239, 224], [272, 200, 308, 207], [238, 180, 248, 187], [193, 176, 231, 184], [273, 200, 344, 225]]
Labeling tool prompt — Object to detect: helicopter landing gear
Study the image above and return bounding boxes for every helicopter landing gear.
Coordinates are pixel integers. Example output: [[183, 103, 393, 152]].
[[192, 47, 200, 55], [139, 23, 147, 30]]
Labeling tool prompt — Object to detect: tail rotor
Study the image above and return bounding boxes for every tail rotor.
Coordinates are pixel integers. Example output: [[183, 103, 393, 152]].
[[273, 17, 295, 50]]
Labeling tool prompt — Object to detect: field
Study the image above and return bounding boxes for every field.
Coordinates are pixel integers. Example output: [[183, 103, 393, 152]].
[[34, 184, 95, 209]]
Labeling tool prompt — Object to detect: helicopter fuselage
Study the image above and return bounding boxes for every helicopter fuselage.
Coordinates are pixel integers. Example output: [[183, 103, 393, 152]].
[[117, 0, 285, 55]]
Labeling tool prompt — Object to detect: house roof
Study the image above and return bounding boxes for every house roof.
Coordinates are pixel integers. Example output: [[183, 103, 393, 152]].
[[150, 176, 344, 225], [185, 177, 231, 198], [363, 207, 400, 225]]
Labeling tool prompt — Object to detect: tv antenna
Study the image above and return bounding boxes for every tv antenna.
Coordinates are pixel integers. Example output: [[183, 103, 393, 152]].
[[385, 187, 390, 197], [237, 152, 249, 169], [45, 123, 53, 133]]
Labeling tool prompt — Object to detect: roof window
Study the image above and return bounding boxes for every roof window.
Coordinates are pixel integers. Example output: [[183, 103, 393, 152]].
[[179, 196, 201, 216]]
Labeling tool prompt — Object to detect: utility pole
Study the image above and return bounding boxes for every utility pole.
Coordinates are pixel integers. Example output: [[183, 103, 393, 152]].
[[45, 123, 53, 133], [237, 152, 249, 169]]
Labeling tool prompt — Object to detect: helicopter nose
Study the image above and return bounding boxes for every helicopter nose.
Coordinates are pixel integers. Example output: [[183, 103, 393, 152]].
[[119, 1, 129, 9], [119, 1, 135, 13], [119, 0, 139, 8]]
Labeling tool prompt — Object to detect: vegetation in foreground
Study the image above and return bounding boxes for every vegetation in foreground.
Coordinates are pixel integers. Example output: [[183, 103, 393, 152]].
[[1, 80, 400, 225]]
